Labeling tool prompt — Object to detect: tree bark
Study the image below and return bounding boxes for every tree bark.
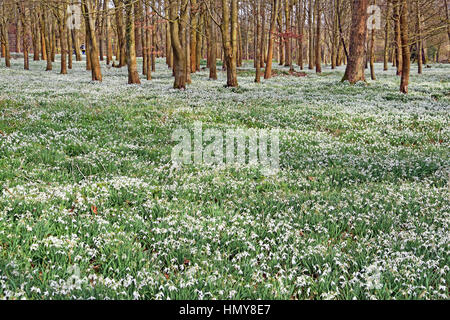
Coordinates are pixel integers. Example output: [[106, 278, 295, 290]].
[[315, 0, 321, 73], [399, 0, 410, 93], [265, 0, 279, 79], [208, 0, 217, 80], [383, 0, 391, 71], [393, 0, 402, 75], [342, 0, 368, 83], [255, 0, 261, 83], [82, 0, 102, 81], [169, 0, 187, 89], [124, 0, 141, 84]]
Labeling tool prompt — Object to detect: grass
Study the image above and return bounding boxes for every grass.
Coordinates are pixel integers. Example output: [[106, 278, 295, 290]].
[[0, 56, 449, 300]]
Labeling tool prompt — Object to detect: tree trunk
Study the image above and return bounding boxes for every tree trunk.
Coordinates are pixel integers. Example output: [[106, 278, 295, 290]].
[[222, 0, 238, 87], [169, 0, 187, 89], [208, 0, 217, 80], [415, 0, 422, 74], [315, 0, 321, 73], [42, 9, 52, 71], [297, 0, 304, 69], [67, 27, 73, 69], [106, 8, 113, 65], [59, 4, 68, 75], [399, 0, 410, 93], [72, 29, 82, 61], [308, 0, 314, 69], [190, 0, 198, 73], [383, 0, 391, 71], [124, 0, 141, 84], [342, 0, 368, 83], [393, 0, 402, 75], [255, 0, 261, 83], [113, 0, 127, 67], [82, 0, 102, 81], [265, 0, 279, 79]]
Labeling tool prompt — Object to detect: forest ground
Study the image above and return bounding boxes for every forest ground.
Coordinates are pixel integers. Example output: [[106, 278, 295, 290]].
[[0, 56, 448, 299]]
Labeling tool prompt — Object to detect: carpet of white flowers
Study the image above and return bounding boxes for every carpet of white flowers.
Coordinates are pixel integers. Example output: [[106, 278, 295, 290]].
[[0, 56, 449, 300]]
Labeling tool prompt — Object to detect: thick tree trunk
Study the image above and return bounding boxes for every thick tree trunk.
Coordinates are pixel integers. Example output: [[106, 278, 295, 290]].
[[222, 0, 238, 87], [342, 0, 368, 83], [2, 25, 11, 67], [169, 0, 187, 89]]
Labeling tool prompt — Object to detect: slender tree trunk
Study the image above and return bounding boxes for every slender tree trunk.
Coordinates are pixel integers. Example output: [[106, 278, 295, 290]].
[[399, 0, 410, 93], [308, 0, 314, 69], [59, 5, 68, 74], [383, 0, 391, 71], [124, 0, 141, 84], [260, 2, 266, 68], [315, 0, 321, 73], [106, 8, 113, 65], [284, 0, 291, 67], [370, 26, 375, 80], [32, 13, 40, 61], [255, 0, 261, 83], [113, 0, 127, 67], [146, 5, 152, 80], [297, 0, 304, 69], [82, 0, 102, 81], [208, 0, 217, 80], [42, 9, 52, 71], [72, 29, 82, 61], [18, 2, 29, 70], [67, 27, 73, 69], [185, 4, 192, 84], [265, 0, 279, 79], [416, 0, 422, 74], [445, 0, 450, 62], [393, 0, 402, 75], [190, 0, 198, 73]]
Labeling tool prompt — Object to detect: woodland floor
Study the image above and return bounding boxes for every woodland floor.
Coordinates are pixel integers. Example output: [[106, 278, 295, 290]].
[[0, 56, 449, 299]]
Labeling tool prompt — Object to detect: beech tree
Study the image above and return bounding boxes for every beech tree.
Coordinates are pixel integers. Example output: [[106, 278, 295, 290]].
[[0, 0, 449, 93], [342, 0, 368, 84]]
